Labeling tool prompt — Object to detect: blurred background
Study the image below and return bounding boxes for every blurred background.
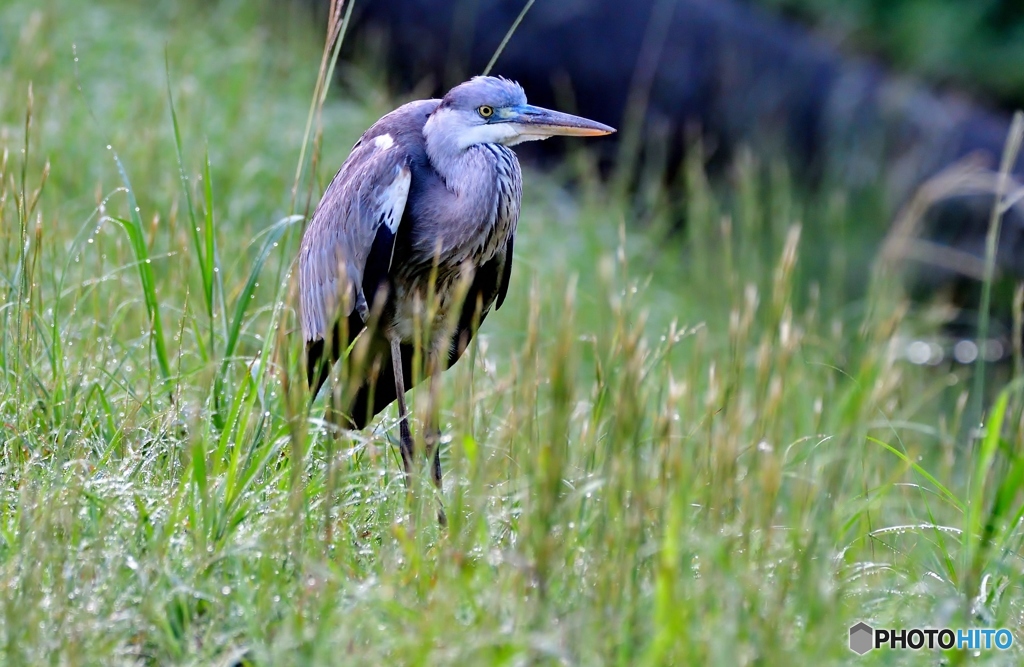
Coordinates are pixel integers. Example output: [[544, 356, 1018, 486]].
[[317, 0, 1024, 358], [4, 0, 1023, 351]]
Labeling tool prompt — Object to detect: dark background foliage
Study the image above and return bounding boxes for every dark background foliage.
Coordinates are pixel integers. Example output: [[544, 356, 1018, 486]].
[[756, 0, 1024, 108]]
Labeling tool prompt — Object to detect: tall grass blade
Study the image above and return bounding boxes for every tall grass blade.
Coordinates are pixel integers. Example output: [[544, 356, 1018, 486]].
[[212, 215, 300, 424], [970, 112, 1024, 436], [110, 155, 171, 383], [166, 60, 217, 365], [867, 436, 965, 512], [482, 0, 536, 76], [963, 386, 1009, 611], [291, 0, 351, 212]]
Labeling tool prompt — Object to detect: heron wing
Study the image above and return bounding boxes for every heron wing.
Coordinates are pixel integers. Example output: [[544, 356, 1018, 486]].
[[495, 234, 514, 310], [349, 242, 513, 428], [299, 137, 412, 344]]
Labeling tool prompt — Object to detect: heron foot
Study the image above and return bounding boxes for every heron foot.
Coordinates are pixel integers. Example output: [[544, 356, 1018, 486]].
[[397, 416, 415, 487], [394, 423, 448, 527], [425, 427, 447, 527]]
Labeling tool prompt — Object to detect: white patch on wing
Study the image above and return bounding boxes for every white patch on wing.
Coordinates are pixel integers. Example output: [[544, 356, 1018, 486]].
[[378, 166, 411, 235], [374, 133, 395, 150]]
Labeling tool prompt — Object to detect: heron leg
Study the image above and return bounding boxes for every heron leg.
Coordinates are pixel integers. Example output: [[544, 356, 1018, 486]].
[[425, 352, 448, 527], [424, 358, 444, 489], [389, 337, 415, 485]]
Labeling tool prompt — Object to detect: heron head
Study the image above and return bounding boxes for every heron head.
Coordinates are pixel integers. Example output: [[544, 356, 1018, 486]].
[[428, 76, 615, 150]]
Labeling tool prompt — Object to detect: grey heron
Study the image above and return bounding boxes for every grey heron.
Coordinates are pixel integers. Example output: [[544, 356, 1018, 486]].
[[298, 76, 614, 520]]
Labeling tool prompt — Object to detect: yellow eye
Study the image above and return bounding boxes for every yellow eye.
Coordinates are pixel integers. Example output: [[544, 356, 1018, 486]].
[[478, 105, 494, 118]]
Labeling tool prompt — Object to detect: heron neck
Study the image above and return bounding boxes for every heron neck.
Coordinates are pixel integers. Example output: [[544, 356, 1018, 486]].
[[419, 127, 515, 261], [424, 133, 471, 193]]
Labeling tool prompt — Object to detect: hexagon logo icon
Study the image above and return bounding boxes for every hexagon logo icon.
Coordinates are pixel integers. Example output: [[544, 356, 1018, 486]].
[[849, 622, 874, 655]]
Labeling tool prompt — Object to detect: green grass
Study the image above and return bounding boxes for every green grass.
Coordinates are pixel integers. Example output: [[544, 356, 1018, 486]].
[[2, 0, 1024, 664]]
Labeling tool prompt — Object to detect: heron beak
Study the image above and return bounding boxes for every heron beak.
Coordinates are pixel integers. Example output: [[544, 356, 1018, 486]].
[[502, 104, 616, 141]]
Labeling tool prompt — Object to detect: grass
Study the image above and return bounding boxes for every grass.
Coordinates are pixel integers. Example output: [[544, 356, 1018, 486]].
[[2, 0, 1024, 664]]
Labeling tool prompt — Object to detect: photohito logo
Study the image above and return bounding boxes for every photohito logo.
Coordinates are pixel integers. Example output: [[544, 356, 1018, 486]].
[[848, 622, 1013, 655]]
